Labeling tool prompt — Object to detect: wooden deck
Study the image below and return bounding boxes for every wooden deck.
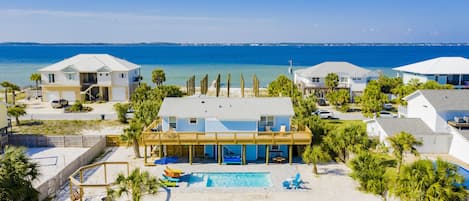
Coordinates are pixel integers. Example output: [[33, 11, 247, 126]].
[[142, 120, 312, 145], [448, 120, 469, 128]]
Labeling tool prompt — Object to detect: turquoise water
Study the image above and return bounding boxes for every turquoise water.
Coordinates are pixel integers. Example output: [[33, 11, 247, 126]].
[[189, 172, 272, 187], [457, 165, 469, 189], [1, 44, 469, 87]]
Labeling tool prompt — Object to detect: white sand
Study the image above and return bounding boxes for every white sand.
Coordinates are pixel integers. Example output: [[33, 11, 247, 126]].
[[56, 147, 380, 201]]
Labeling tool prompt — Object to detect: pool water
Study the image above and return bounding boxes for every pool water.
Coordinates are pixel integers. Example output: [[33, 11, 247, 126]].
[[457, 166, 469, 189], [189, 172, 272, 187]]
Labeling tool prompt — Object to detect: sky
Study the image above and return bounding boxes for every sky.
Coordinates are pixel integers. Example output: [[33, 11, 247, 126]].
[[0, 0, 468, 43]]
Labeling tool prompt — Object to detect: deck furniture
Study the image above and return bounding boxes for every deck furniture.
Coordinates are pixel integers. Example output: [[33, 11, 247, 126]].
[[223, 155, 242, 165], [283, 173, 303, 189], [159, 178, 179, 187], [273, 156, 286, 163], [164, 169, 181, 178], [162, 174, 180, 182], [448, 120, 469, 129], [154, 156, 178, 165], [166, 166, 184, 174]]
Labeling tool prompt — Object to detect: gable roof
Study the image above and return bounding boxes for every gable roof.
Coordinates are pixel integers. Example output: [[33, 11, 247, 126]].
[[404, 90, 469, 111], [294, 61, 375, 77], [38, 54, 140, 72], [393, 57, 469, 74], [158, 97, 294, 120], [376, 118, 449, 136]]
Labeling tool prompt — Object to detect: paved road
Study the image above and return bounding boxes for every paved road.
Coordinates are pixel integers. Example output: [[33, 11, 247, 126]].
[[317, 106, 368, 121]]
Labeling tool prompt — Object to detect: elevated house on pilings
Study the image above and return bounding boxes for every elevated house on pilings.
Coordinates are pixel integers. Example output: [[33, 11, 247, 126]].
[[142, 97, 312, 165]]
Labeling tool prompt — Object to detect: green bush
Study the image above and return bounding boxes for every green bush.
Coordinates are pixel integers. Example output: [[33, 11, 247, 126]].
[[114, 103, 130, 123]]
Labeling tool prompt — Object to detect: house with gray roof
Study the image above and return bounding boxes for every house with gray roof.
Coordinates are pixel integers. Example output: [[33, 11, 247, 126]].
[[368, 89, 469, 164], [293, 61, 379, 100]]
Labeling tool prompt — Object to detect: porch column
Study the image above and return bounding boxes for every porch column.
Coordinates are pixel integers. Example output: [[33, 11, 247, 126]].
[[144, 145, 147, 164], [289, 145, 293, 165], [265, 145, 269, 165], [99, 86, 103, 101], [242, 145, 246, 165], [217, 145, 222, 165], [189, 145, 193, 165], [159, 145, 162, 158]]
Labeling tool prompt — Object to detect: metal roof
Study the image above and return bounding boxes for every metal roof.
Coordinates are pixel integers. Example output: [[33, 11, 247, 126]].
[[158, 97, 294, 120], [294, 61, 375, 77], [376, 118, 449, 136], [393, 57, 469, 74], [405, 90, 469, 111], [38, 54, 140, 72]]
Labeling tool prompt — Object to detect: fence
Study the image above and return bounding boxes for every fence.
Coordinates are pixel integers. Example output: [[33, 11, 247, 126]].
[[7, 135, 106, 201]]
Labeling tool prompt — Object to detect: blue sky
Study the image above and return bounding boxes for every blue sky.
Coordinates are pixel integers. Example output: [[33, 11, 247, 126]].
[[0, 0, 468, 43]]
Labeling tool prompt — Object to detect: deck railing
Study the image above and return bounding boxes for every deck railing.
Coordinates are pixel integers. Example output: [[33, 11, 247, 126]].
[[142, 120, 312, 145]]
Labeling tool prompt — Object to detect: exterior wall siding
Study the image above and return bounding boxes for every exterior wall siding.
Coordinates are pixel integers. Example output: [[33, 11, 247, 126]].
[[205, 119, 257, 132], [406, 94, 438, 131], [402, 73, 428, 84]]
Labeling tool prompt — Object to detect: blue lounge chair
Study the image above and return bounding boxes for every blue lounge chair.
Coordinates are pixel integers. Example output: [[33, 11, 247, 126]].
[[162, 174, 180, 182], [223, 155, 242, 165], [154, 156, 179, 165], [283, 173, 303, 189]]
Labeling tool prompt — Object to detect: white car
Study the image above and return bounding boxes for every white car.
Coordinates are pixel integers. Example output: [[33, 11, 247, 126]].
[[378, 111, 396, 118], [313, 110, 334, 119]]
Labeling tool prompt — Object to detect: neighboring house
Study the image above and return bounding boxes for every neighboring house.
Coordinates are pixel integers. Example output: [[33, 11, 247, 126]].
[[39, 54, 141, 102], [393, 57, 469, 88], [142, 97, 312, 165], [367, 89, 469, 163], [294, 61, 379, 100], [0, 102, 8, 134]]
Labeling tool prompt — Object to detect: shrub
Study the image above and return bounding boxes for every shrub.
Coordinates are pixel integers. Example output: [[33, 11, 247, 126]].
[[114, 103, 131, 123]]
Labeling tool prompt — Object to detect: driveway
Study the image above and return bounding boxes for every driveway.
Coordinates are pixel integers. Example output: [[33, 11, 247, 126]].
[[20, 99, 119, 120], [317, 105, 367, 121]]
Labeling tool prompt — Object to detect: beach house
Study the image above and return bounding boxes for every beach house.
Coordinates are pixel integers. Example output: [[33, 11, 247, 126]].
[[293, 62, 379, 101], [393, 57, 469, 88], [367, 90, 469, 163], [38, 54, 141, 102], [142, 97, 312, 165]]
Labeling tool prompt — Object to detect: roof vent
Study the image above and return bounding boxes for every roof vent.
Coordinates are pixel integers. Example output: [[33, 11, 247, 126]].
[[219, 105, 222, 108], [201, 101, 205, 104]]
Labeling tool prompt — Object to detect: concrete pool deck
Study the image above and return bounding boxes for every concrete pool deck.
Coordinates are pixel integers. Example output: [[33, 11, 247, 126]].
[[27, 147, 89, 188], [57, 147, 380, 201]]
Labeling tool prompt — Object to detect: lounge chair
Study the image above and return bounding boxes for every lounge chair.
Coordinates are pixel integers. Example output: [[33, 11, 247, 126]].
[[166, 166, 184, 174], [283, 173, 303, 189], [162, 174, 180, 182], [154, 156, 179, 165], [223, 155, 242, 165], [159, 178, 179, 187], [164, 169, 181, 178]]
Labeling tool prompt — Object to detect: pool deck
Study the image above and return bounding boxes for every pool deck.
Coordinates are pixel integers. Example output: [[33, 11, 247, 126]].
[[56, 147, 380, 201]]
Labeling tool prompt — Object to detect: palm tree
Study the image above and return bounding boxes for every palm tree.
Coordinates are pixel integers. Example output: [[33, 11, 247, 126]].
[[0, 146, 40, 201], [7, 106, 27, 125], [1, 81, 11, 103], [302, 145, 331, 175], [324, 124, 370, 163], [120, 120, 143, 158], [107, 168, 159, 201], [10, 83, 20, 105], [391, 159, 467, 201], [30, 73, 41, 98], [151, 69, 166, 86], [387, 131, 422, 173]]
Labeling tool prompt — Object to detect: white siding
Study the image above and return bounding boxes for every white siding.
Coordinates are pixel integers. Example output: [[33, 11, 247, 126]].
[[406, 94, 439, 131], [41, 71, 80, 86], [402, 73, 428, 84], [111, 72, 129, 86], [449, 128, 469, 164], [97, 72, 112, 86]]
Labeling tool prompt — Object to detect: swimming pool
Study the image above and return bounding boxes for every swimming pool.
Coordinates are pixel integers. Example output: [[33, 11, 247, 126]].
[[188, 172, 272, 187], [457, 165, 469, 189]]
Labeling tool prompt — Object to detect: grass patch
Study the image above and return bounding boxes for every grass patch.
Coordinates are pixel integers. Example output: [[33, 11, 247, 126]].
[[323, 119, 365, 129], [12, 120, 125, 135]]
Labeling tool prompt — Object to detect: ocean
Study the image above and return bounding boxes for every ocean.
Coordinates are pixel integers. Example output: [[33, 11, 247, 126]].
[[1, 44, 469, 87]]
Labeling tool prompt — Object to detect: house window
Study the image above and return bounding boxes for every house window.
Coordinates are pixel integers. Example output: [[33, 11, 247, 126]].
[[340, 77, 348, 82], [271, 145, 279, 151], [189, 118, 197, 125], [352, 77, 361, 81], [311, 77, 320, 82], [48, 73, 55, 83], [106, 73, 109, 76], [259, 116, 274, 130], [169, 117, 176, 129], [121, 73, 126, 79], [66, 73, 75, 80]]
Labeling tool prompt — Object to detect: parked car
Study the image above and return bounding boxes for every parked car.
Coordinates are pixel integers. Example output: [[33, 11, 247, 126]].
[[51, 99, 69, 109], [313, 109, 334, 119], [125, 108, 135, 119], [383, 103, 393, 110], [378, 111, 396, 118], [317, 98, 328, 106]]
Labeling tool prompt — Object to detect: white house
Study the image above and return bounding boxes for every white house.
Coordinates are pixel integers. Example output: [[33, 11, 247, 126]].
[[294, 62, 379, 100], [39, 54, 141, 102], [367, 89, 469, 164], [393, 57, 469, 88]]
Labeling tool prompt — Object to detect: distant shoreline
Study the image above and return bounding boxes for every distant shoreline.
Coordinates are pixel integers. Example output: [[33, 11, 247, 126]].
[[1, 42, 469, 47]]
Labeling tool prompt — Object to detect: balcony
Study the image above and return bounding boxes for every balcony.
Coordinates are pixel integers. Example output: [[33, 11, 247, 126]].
[[142, 120, 312, 146]]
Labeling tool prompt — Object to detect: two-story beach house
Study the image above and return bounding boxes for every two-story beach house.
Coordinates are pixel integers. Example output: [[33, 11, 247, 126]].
[[39, 54, 141, 102], [367, 90, 469, 164], [294, 62, 379, 101], [393, 57, 469, 88], [142, 97, 312, 165]]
